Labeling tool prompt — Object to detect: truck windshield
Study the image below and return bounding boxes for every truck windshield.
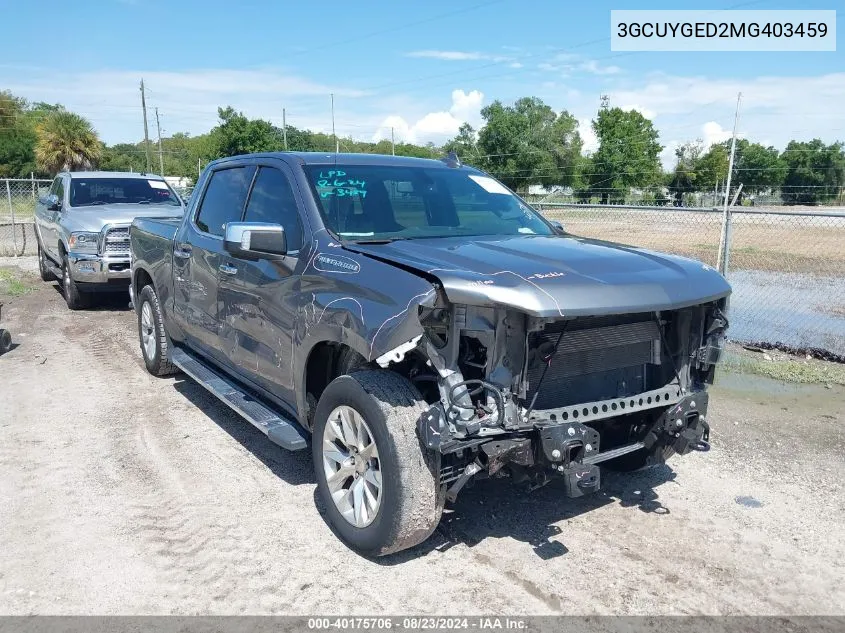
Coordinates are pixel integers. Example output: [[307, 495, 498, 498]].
[[69, 178, 182, 207], [303, 165, 553, 241]]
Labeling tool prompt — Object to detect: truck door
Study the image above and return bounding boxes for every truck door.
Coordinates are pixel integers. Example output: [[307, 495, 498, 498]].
[[38, 176, 64, 260], [172, 164, 255, 364], [218, 163, 307, 406]]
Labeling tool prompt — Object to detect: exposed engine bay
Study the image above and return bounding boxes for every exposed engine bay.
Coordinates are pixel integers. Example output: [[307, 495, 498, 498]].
[[379, 295, 729, 501]]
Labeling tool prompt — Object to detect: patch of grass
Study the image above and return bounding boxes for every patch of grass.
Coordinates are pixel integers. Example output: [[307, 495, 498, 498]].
[[0, 267, 37, 297], [721, 347, 845, 385]]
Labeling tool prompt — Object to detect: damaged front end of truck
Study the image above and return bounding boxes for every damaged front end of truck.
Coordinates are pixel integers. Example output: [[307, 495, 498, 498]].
[[375, 290, 729, 502]]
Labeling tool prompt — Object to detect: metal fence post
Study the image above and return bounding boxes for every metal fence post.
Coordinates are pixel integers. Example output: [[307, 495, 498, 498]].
[[6, 179, 18, 257]]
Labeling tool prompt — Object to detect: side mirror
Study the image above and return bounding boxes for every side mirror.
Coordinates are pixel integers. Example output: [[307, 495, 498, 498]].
[[550, 220, 565, 234], [224, 222, 287, 260], [41, 194, 61, 211]]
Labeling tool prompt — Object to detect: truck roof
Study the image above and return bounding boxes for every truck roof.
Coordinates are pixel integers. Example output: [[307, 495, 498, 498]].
[[212, 152, 466, 170], [61, 171, 165, 180]]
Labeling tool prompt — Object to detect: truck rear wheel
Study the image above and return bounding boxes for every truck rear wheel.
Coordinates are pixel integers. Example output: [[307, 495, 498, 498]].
[[312, 370, 444, 556], [38, 243, 56, 282], [137, 284, 178, 377]]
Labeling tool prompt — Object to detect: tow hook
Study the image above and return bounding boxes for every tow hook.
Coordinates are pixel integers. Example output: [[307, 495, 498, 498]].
[[539, 422, 602, 498]]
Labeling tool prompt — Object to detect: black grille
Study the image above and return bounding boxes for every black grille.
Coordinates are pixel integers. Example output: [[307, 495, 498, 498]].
[[525, 317, 660, 409]]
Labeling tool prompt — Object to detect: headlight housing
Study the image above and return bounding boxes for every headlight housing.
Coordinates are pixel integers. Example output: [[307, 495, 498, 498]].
[[68, 231, 100, 254]]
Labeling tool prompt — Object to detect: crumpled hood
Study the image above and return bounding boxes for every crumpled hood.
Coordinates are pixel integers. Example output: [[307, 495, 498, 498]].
[[64, 203, 184, 232], [347, 234, 731, 317]]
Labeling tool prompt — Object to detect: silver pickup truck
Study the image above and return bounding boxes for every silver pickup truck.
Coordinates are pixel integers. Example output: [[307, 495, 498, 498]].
[[34, 171, 184, 309]]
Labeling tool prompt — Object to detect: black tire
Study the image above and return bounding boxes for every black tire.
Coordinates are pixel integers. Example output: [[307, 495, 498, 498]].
[[312, 370, 444, 556], [137, 284, 178, 376], [61, 254, 89, 310], [0, 329, 11, 355], [37, 242, 56, 282]]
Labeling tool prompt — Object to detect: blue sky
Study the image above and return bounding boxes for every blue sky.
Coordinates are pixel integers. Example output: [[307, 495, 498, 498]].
[[1, 0, 841, 166]]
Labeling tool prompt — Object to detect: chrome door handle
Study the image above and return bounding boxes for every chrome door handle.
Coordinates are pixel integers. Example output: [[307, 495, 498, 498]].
[[219, 263, 238, 275]]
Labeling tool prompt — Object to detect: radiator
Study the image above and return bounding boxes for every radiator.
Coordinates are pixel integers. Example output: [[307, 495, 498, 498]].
[[525, 316, 661, 409]]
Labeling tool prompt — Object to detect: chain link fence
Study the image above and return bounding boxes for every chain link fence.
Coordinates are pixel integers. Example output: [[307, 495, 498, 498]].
[[0, 178, 51, 257], [536, 203, 845, 358], [1, 179, 842, 357]]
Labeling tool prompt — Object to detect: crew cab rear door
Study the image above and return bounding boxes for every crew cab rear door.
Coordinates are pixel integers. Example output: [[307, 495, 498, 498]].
[[218, 161, 308, 407], [172, 163, 255, 364]]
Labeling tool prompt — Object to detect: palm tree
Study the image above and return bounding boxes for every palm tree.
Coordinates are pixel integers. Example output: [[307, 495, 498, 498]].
[[35, 110, 102, 174]]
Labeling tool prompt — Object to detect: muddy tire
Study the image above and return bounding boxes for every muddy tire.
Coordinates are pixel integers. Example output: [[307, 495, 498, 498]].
[[313, 370, 444, 557], [62, 255, 89, 310], [38, 243, 56, 282], [0, 329, 11, 355], [137, 284, 178, 377]]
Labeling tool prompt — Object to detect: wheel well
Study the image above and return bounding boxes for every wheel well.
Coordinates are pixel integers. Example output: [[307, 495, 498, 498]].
[[305, 342, 369, 420], [134, 268, 154, 299]]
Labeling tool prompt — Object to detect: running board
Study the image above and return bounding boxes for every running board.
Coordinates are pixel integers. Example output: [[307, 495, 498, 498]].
[[170, 347, 307, 451], [583, 441, 645, 465]]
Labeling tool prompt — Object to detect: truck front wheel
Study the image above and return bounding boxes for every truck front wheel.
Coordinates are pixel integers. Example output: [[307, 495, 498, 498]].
[[137, 285, 178, 377], [313, 370, 444, 556], [62, 255, 89, 310]]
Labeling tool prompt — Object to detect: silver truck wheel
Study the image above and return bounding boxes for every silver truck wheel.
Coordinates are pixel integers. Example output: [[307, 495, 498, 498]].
[[61, 255, 88, 310], [137, 285, 178, 377], [322, 405, 383, 528], [312, 370, 445, 556]]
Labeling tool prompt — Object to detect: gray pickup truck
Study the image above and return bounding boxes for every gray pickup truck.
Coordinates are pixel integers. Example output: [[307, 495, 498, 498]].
[[129, 152, 730, 556], [34, 171, 184, 309]]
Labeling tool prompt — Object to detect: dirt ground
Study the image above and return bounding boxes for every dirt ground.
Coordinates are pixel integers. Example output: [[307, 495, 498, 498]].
[[0, 257, 843, 616]]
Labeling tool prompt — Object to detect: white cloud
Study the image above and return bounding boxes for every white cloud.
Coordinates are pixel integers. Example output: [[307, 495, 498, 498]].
[[538, 54, 623, 76], [578, 118, 598, 154], [373, 89, 484, 144], [701, 121, 733, 148], [619, 103, 657, 120], [405, 50, 512, 63], [4, 67, 370, 143], [406, 50, 487, 61]]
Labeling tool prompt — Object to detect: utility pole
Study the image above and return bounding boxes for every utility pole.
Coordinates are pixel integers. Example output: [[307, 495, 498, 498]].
[[140, 79, 151, 172], [391, 127, 395, 156], [282, 108, 288, 150], [331, 93, 337, 154], [197, 158, 201, 179], [154, 107, 164, 176], [717, 92, 742, 275]]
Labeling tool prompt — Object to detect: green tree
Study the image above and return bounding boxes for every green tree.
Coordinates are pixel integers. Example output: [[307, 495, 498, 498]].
[[591, 107, 662, 203], [34, 110, 101, 174], [668, 141, 704, 205], [443, 123, 480, 164], [0, 90, 37, 177], [210, 107, 283, 157], [470, 97, 582, 192], [733, 140, 786, 196], [780, 139, 845, 205]]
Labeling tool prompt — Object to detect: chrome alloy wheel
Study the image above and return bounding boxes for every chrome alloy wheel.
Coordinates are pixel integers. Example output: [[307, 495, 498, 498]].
[[322, 405, 383, 528], [140, 301, 156, 361]]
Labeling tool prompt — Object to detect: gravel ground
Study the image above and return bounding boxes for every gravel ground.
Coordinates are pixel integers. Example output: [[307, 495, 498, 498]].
[[0, 258, 843, 615]]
